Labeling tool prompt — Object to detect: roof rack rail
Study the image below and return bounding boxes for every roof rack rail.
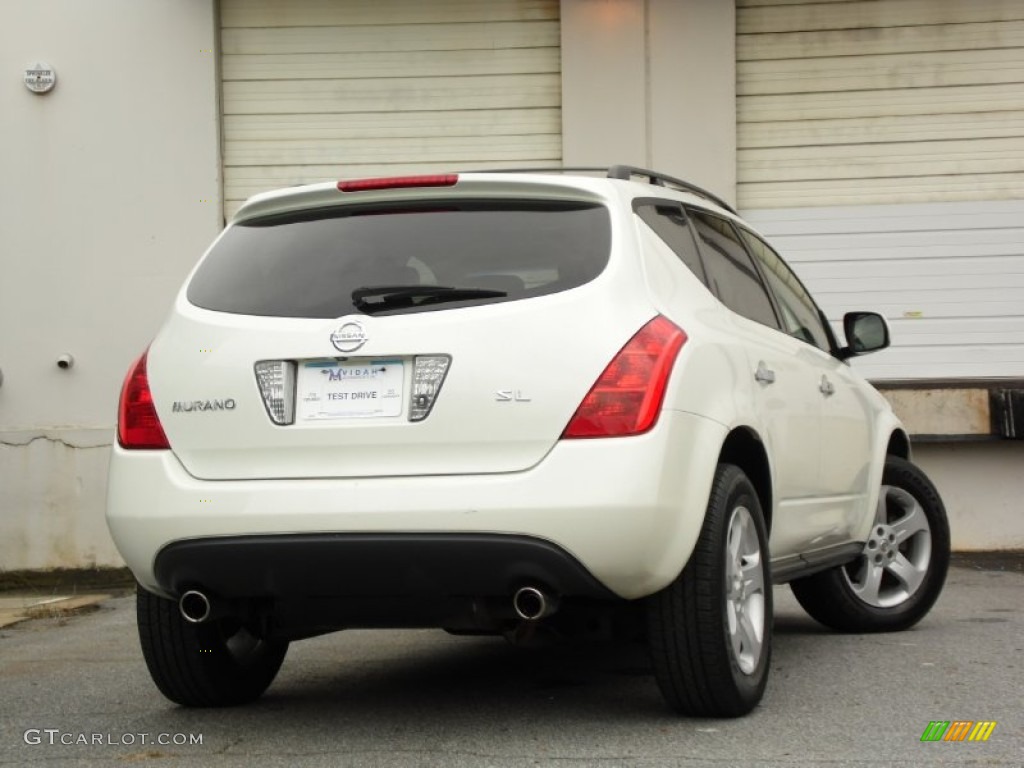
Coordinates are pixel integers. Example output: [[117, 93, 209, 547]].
[[477, 166, 736, 214], [606, 165, 736, 214]]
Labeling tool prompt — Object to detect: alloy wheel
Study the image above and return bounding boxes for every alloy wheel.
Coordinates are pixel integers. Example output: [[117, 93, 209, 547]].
[[726, 505, 767, 674], [843, 485, 932, 608]]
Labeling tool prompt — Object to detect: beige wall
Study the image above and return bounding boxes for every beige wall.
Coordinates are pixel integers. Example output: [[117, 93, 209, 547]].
[[0, 0, 220, 569], [914, 443, 1024, 551], [560, 0, 736, 205]]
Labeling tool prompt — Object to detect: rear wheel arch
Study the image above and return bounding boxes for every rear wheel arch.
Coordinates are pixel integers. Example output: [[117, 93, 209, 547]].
[[647, 462, 772, 716], [718, 428, 773, 534], [886, 429, 911, 460]]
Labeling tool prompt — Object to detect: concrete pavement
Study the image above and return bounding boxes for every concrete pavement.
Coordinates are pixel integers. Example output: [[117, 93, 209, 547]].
[[1, 562, 1022, 766]]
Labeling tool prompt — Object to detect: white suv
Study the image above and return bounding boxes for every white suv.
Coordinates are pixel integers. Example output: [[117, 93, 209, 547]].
[[107, 167, 949, 716]]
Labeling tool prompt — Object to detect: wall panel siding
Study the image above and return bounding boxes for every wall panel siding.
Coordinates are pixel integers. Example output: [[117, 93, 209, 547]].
[[223, 109, 561, 141], [744, 201, 1024, 380], [222, 48, 561, 80], [738, 20, 1024, 60], [222, 0, 557, 28], [220, 0, 562, 219], [222, 74, 561, 115], [738, 2, 1024, 380], [745, 112, 1024, 149], [739, 48, 1024, 96], [737, 0, 1024, 209], [738, 0, 1024, 35], [222, 20, 560, 55]]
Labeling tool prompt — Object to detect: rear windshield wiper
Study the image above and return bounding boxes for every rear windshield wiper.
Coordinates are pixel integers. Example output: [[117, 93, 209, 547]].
[[351, 285, 507, 313]]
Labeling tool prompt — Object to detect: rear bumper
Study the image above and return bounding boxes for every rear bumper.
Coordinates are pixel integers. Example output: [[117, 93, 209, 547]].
[[107, 409, 726, 600], [154, 533, 615, 599]]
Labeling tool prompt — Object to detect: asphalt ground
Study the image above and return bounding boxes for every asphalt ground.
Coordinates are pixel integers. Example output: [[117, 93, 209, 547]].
[[0, 562, 1021, 767]]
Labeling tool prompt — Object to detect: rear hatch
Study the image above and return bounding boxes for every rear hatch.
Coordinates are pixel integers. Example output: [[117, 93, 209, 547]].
[[148, 177, 656, 480]]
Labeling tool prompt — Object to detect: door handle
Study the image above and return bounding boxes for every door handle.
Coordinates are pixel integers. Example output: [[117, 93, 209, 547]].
[[819, 375, 835, 397], [754, 361, 776, 385]]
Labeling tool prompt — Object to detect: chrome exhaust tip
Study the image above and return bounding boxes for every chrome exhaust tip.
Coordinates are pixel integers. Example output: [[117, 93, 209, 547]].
[[179, 589, 212, 624], [513, 586, 558, 621]]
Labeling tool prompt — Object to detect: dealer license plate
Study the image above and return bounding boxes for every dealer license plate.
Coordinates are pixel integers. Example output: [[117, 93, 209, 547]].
[[297, 359, 405, 421]]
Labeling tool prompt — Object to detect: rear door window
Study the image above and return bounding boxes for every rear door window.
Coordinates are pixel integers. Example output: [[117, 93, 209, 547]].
[[187, 201, 611, 318], [738, 229, 833, 352]]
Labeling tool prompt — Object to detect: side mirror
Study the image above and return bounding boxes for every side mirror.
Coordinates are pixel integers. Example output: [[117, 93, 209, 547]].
[[839, 312, 890, 359]]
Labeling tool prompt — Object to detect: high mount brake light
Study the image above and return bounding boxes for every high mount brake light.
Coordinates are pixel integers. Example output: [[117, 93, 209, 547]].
[[118, 351, 170, 450], [562, 316, 687, 439], [337, 175, 459, 192]]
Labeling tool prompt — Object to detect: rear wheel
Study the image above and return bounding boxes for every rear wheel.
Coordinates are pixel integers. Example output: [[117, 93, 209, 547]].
[[791, 456, 949, 632], [647, 464, 772, 717], [137, 586, 288, 707]]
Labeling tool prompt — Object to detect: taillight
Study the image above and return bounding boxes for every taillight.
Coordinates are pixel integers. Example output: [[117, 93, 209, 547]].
[[562, 316, 687, 439], [337, 174, 458, 192], [409, 355, 452, 422], [117, 351, 170, 449], [254, 360, 296, 425]]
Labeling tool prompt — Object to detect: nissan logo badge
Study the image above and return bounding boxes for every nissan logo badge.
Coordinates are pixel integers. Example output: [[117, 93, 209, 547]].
[[330, 321, 368, 353]]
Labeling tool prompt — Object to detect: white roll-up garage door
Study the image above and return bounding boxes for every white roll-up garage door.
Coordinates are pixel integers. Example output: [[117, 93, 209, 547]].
[[736, 0, 1024, 380], [220, 0, 562, 219]]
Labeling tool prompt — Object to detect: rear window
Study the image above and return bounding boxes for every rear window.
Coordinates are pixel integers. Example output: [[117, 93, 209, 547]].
[[187, 200, 611, 318]]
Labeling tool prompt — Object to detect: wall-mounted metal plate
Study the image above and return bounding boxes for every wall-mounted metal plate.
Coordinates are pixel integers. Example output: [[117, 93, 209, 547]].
[[24, 62, 56, 94]]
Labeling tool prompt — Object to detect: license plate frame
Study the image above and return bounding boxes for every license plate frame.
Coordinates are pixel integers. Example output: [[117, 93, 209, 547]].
[[296, 359, 405, 421]]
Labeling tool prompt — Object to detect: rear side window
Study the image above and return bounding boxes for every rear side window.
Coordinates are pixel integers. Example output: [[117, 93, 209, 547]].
[[187, 201, 611, 318], [688, 210, 780, 330], [633, 200, 707, 285]]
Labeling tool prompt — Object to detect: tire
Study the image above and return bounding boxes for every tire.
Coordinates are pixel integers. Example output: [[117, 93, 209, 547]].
[[647, 464, 772, 717], [137, 586, 288, 707], [791, 455, 950, 633]]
